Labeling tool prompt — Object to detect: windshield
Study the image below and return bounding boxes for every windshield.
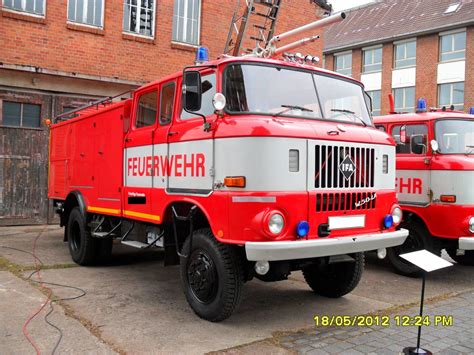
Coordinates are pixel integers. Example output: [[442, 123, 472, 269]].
[[435, 119, 474, 154], [224, 64, 372, 126]]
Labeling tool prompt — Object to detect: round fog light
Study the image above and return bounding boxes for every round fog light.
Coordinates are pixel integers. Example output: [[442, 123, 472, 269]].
[[268, 213, 284, 235], [469, 217, 474, 233], [377, 248, 387, 259], [255, 261, 270, 275], [392, 207, 403, 225]]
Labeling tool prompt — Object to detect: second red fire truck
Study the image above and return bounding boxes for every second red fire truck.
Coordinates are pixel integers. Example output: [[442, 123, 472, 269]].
[[48, 13, 408, 321], [375, 100, 474, 276]]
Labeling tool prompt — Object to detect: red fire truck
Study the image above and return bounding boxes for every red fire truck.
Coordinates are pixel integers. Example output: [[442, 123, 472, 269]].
[[374, 100, 474, 276], [48, 13, 408, 321]]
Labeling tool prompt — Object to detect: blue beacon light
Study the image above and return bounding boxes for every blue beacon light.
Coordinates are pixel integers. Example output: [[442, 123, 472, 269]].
[[416, 98, 427, 113], [195, 46, 209, 64], [383, 215, 394, 229], [296, 221, 310, 238]]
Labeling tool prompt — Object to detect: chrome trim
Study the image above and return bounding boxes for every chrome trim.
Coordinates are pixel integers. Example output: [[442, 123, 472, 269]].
[[245, 229, 409, 261], [232, 196, 277, 203], [459, 237, 474, 250]]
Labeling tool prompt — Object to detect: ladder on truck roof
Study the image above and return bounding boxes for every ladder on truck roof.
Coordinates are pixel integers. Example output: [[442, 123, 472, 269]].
[[224, 0, 282, 56]]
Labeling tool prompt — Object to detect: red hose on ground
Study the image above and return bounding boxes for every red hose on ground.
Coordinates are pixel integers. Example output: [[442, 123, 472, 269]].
[[22, 227, 51, 355]]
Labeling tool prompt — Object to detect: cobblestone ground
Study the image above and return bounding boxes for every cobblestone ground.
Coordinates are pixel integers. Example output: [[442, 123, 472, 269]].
[[277, 290, 474, 354]]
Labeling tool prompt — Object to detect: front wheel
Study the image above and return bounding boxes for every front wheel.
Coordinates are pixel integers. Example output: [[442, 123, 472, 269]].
[[67, 207, 98, 265], [387, 221, 440, 277], [302, 252, 364, 298], [180, 229, 244, 322], [446, 249, 474, 266]]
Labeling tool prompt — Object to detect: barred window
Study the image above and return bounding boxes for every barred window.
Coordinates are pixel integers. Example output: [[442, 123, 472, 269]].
[[2, 102, 41, 128], [67, 0, 104, 27], [3, 0, 45, 15], [172, 0, 201, 45], [123, 0, 155, 37]]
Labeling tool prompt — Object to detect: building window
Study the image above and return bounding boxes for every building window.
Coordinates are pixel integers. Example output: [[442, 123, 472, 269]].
[[394, 40, 416, 68], [363, 47, 382, 73], [366, 90, 381, 116], [334, 52, 352, 76], [3, 0, 45, 15], [136, 91, 157, 128], [123, 0, 155, 37], [67, 0, 104, 27], [393, 87, 415, 113], [438, 82, 464, 110], [440, 31, 466, 62], [2, 102, 41, 128], [172, 0, 201, 45]]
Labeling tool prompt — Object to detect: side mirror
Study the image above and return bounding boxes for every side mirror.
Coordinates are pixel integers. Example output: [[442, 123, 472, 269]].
[[183, 71, 202, 112], [430, 139, 439, 153], [400, 125, 407, 144], [410, 134, 426, 155]]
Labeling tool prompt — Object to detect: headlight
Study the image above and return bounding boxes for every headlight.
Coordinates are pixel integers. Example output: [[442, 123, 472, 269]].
[[391, 206, 403, 226], [469, 217, 474, 233], [268, 213, 285, 235]]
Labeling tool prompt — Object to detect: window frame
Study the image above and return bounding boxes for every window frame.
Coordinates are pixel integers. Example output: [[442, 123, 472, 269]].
[[391, 124, 429, 155], [67, 0, 105, 29], [159, 81, 176, 126], [439, 29, 466, 63], [334, 51, 352, 76], [438, 82, 464, 110], [393, 39, 417, 69], [2, 0, 46, 17], [1, 101, 42, 129], [362, 45, 382, 73], [172, 0, 202, 46], [393, 86, 415, 113], [366, 90, 381, 116], [122, 0, 156, 38], [134, 89, 158, 130]]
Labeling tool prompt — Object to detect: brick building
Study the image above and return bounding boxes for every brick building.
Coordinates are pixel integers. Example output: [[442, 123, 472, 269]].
[[323, 0, 474, 116], [0, 0, 326, 224]]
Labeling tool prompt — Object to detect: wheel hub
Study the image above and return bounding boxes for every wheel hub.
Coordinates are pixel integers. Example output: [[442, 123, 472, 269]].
[[187, 250, 218, 304]]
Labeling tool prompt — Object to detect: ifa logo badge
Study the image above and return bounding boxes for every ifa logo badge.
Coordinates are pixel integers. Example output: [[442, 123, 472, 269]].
[[339, 155, 356, 180]]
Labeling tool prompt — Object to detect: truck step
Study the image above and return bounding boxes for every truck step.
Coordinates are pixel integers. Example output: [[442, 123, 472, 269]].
[[92, 231, 114, 238], [121, 240, 149, 249]]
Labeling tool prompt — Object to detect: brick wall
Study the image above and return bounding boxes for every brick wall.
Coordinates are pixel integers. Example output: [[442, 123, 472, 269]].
[[351, 49, 362, 81], [415, 33, 439, 109], [380, 43, 393, 114], [465, 26, 474, 110], [0, 0, 324, 84]]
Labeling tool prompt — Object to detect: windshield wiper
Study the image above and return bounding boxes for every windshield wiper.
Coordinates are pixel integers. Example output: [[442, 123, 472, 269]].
[[330, 108, 367, 127], [273, 104, 313, 117]]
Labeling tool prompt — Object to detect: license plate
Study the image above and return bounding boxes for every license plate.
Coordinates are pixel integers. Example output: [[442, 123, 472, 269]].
[[328, 215, 365, 231]]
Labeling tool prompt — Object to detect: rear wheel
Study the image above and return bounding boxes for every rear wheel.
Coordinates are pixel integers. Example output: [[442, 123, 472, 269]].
[[67, 207, 98, 265], [180, 228, 243, 322], [387, 221, 440, 277], [446, 249, 474, 266], [302, 253, 364, 298]]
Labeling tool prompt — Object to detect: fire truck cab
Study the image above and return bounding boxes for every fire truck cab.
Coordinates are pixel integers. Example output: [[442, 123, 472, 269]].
[[374, 105, 474, 276]]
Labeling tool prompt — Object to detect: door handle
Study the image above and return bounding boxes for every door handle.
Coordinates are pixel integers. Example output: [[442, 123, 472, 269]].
[[125, 137, 132, 142], [168, 131, 179, 136]]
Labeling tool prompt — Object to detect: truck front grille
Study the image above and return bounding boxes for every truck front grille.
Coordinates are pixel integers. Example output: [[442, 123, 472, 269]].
[[315, 144, 375, 189], [316, 192, 377, 212]]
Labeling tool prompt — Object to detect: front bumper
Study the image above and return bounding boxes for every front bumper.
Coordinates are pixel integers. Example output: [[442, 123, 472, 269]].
[[245, 229, 409, 261], [459, 237, 474, 250]]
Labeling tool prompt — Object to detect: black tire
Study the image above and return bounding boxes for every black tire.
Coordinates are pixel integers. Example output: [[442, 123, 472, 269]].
[[180, 228, 244, 322], [302, 252, 364, 298], [67, 207, 98, 265], [387, 221, 440, 277], [446, 249, 474, 266]]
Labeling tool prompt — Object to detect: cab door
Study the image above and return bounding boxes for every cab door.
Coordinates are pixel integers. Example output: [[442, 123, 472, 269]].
[[123, 87, 158, 221], [391, 123, 431, 206], [166, 72, 217, 194]]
